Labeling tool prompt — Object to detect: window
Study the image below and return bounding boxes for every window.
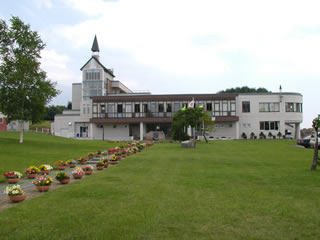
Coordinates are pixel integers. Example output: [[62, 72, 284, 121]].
[[86, 70, 100, 80], [100, 104, 105, 113], [285, 103, 294, 112], [0, 118, 2, 123], [286, 102, 302, 112], [260, 121, 279, 130], [166, 103, 172, 112], [87, 104, 90, 114], [259, 103, 280, 112], [158, 103, 164, 112], [206, 103, 212, 111], [174, 103, 180, 112], [242, 101, 250, 112], [117, 104, 123, 113], [83, 104, 86, 114], [135, 104, 140, 113], [143, 104, 148, 113]]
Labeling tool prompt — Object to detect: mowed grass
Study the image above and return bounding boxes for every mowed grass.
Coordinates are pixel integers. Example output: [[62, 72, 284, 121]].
[[0, 132, 118, 182], [1, 135, 320, 239], [30, 120, 51, 129]]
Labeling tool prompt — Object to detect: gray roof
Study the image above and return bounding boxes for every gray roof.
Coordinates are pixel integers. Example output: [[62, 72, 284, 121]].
[[91, 35, 100, 52]]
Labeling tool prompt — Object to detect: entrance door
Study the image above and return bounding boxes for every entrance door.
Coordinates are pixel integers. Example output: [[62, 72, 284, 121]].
[[80, 126, 88, 137]]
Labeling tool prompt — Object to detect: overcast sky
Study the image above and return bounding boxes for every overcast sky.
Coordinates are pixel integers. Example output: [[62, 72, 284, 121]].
[[2, 0, 320, 128]]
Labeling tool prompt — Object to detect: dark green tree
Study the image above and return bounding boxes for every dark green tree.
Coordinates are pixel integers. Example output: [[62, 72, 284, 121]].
[[311, 118, 320, 170], [0, 16, 59, 143], [171, 107, 213, 142], [218, 86, 270, 94], [44, 105, 65, 121]]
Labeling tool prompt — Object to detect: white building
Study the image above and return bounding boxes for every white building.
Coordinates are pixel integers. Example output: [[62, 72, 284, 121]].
[[53, 36, 303, 140]]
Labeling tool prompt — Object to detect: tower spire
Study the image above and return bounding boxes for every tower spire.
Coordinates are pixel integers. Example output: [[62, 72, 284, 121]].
[[91, 35, 100, 53]]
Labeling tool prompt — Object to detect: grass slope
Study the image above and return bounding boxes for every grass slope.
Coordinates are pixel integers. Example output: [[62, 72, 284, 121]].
[[0, 138, 320, 239], [0, 132, 117, 182]]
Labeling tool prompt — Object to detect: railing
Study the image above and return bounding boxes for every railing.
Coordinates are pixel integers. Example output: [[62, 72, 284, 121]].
[[29, 128, 51, 134]]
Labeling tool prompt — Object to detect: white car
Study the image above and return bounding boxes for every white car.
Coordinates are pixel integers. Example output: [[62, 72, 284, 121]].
[[309, 133, 320, 149]]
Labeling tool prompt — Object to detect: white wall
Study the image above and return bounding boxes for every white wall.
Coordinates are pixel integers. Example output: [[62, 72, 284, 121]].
[[72, 83, 82, 110], [54, 115, 79, 138], [92, 123, 130, 140], [7, 120, 29, 131], [237, 93, 303, 139], [207, 122, 237, 139]]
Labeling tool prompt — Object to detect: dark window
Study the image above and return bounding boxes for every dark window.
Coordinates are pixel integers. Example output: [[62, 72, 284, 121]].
[[207, 103, 212, 111], [143, 104, 148, 113], [134, 104, 140, 113], [158, 103, 164, 112], [270, 122, 275, 130], [117, 104, 123, 113], [166, 103, 172, 112], [260, 122, 264, 130], [260, 121, 280, 130], [242, 101, 250, 112]]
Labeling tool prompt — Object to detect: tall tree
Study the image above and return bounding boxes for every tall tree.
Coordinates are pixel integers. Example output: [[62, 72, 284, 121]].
[[0, 16, 59, 143]]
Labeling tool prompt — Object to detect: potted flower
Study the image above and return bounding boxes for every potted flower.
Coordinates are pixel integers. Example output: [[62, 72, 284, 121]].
[[39, 164, 53, 175], [67, 159, 77, 168], [101, 150, 108, 156], [77, 157, 88, 164], [102, 158, 109, 168], [88, 152, 94, 159], [96, 161, 105, 170], [81, 165, 94, 175], [55, 172, 71, 184], [5, 185, 26, 202], [109, 155, 119, 165], [115, 152, 122, 160], [72, 168, 85, 179], [108, 148, 115, 154], [25, 166, 40, 179], [95, 150, 102, 157], [54, 160, 67, 170], [32, 175, 53, 192], [3, 171, 23, 184]]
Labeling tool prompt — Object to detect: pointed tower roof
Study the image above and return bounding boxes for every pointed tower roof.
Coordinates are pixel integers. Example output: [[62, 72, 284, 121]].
[[91, 35, 100, 52]]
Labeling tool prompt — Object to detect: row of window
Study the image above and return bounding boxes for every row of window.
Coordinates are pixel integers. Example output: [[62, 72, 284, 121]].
[[92, 100, 236, 118], [242, 102, 303, 113], [260, 121, 280, 130], [285, 103, 303, 112], [85, 70, 101, 81]]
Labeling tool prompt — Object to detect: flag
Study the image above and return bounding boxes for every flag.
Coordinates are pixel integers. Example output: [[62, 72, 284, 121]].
[[188, 98, 195, 108]]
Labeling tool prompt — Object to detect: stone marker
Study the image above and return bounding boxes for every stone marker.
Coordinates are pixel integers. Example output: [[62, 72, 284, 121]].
[[181, 140, 196, 148]]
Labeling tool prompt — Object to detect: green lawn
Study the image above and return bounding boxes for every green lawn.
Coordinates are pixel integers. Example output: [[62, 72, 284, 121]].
[[30, 120, 51, 129], [0, 133, 320, 239]]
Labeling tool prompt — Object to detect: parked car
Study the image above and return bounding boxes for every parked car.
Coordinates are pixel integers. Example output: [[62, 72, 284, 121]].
[[297, 136, 312, 148], [309, 133, 320, 149]]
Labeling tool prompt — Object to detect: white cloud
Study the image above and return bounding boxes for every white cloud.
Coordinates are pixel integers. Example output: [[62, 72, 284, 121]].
[[57, 0, 320, 76], [41, 49, 80, 86]]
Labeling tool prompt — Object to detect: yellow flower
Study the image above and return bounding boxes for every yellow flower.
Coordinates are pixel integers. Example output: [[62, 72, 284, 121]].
[[46, 181, 49, 184]]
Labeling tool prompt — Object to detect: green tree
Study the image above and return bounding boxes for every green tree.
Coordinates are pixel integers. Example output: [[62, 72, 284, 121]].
[[218, 86, 270, 94], [44, 105, 65, 121], [0, 16, 59, 143], [311, 118, 320, 170], [171, 107, 213, 142]]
